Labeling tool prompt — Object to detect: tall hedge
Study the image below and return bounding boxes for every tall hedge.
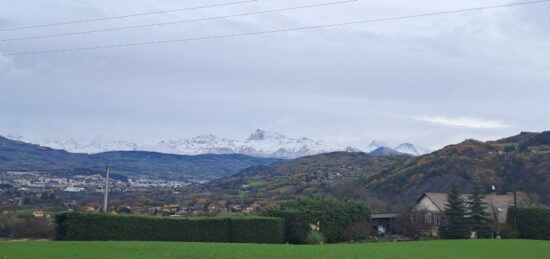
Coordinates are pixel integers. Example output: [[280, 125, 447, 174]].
[[54, 213, 283, 243], [229, 216, 284, 243], [262, 196, 371, 243], [262, 209, 309, 244], [508, 206, 550, 240]]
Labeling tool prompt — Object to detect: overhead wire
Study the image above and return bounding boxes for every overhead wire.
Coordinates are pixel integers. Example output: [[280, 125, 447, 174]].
[[0, 0, 258, 32], [0, 0, 359, 42], [3, 0, 549, 56]]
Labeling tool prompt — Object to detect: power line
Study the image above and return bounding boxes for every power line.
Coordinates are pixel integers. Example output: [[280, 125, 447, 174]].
[[3, 0, 549, 56], [0, 0, 258, 32], [1, 0, 359, 42]]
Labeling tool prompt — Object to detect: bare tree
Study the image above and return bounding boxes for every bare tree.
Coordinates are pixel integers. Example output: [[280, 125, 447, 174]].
[[395, 210, 434, 240]]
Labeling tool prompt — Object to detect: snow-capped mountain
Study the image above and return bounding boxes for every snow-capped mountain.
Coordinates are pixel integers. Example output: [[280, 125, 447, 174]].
[[144, 135, 239, 155], [37, 139, 138, 153], [5, 130, 430, 159], [364, 140, 430, 156], [394, 143, 431, 156], [368, 146, 404, 157], [365, 140, 390, 152], [240, 130, 335, 158]]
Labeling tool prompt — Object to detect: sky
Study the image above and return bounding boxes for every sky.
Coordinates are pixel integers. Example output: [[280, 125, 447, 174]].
[[1, 0, 549, 150]]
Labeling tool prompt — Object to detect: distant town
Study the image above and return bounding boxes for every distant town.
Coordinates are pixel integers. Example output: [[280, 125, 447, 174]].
[[0, 170, 269, 216]]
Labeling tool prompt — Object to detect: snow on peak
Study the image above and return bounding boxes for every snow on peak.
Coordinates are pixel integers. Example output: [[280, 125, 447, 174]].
[[6, 130, 430, 159], [394, 143, 431, 156], [366, 140, 389, 152]]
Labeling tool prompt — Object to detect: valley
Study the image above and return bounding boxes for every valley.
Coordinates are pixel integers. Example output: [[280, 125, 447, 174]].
[[2, 131, 550, 215]]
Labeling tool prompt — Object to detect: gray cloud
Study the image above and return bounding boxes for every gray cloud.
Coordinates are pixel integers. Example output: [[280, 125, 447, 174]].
[[412, 116, 515, 129]]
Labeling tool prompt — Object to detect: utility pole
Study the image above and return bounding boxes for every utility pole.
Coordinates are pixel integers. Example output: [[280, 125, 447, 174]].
[[103, 163, 110, 213]]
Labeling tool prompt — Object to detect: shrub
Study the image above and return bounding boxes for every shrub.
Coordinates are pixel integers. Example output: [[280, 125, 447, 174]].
[[508, 206, 550, 240], [305, 231, 325, 245], [261, 196, 371, 243], [394, 211, 434, 240], [342, 221, 373, 241], [261, 209, 309, 244], [493, 223, 519, 239], [0, 214, 53, 239], [54, 213, 284, 243]]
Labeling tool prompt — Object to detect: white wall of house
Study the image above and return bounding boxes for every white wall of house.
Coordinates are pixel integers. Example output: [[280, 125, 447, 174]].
[[413, 196, 440, 212]]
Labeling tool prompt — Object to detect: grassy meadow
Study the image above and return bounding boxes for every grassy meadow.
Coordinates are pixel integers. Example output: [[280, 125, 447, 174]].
[[0, 239, 549, 259]]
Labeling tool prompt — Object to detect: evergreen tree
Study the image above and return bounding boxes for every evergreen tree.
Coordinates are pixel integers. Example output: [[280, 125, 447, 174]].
[[440, 183, 470, 239], [468, 184, 493, 238]]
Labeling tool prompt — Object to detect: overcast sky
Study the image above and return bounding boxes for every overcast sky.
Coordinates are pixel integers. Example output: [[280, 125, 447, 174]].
[[1, 0, 549, 150]]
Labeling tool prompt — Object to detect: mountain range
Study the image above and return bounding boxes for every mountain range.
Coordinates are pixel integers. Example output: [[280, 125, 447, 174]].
[[3, 129, 550, 211], [0, 136, 280, 180], [5, 130, 430, 159]]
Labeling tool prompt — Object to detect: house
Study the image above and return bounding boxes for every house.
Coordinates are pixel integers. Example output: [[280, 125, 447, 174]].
[[244, 203, 262, 214], [228, 204, 242, 213], [411, 192, 529, 235], [64, 186, 85, 192], [33, 210, 45, 218]]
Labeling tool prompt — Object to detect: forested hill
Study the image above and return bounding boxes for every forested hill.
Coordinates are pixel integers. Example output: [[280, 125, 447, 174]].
[[207, 131, 550, 211], [205, 152, 411, 207], [0, 136, 281, 180], [365, 131, 550, 206]]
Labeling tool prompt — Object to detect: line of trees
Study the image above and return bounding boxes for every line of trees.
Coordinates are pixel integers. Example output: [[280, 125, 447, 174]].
[[440, 183, 494, 239]]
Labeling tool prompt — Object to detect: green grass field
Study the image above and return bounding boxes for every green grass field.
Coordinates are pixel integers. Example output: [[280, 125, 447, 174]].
[[0, 240, 548, 259]]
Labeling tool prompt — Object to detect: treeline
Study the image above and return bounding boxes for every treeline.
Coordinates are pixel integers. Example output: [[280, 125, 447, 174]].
[[509, 206, 550, 240], [439, 184, 494, 239], [54, 196, 372, 244]]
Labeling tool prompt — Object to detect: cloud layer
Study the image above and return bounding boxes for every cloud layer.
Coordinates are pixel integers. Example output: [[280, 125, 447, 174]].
[[1, 0, 549, 149], [413, 116, 514, 129]]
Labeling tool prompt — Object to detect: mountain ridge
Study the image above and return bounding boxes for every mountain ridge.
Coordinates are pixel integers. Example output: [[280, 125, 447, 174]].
[[0, 136, 280, 180], [4, 129, 430, 159]]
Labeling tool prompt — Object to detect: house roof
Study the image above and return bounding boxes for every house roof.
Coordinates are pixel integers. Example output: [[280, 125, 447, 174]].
[[414, 192, 530, 223], [417, 192, 528, 212], [421, 193, 449, 211]]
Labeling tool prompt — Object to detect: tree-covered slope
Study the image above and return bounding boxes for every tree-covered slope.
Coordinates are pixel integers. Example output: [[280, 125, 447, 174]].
[[364, 131, 550, 208]]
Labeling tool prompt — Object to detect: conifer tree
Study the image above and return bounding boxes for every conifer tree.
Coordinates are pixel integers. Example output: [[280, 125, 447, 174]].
[[440, 183, 470, 239], [468, 184, 493, 238]]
